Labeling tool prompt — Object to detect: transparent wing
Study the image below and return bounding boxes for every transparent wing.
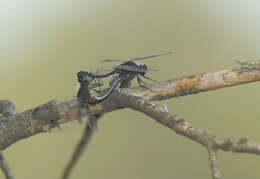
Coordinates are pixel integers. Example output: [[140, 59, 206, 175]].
[[130, 51, 174, 62], [115, 65, 158, 73], [93, 67, 114, 75], [101, 59, 126, 63], [101, 51, 174, 63]]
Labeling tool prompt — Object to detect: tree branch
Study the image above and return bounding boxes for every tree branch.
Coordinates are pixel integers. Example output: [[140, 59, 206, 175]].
[[112, 93, 260, 155], [1, 59, 260, 152], [1, 59, 260, 179]]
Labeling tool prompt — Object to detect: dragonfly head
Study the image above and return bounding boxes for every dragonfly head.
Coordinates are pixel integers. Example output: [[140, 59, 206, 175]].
[[139, 64, 148, 75], [77, 71, 92, 84]]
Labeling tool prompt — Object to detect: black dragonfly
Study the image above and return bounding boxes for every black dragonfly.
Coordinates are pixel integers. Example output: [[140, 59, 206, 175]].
[[76, 71, 123, 129], [79, 51, 173, 88]]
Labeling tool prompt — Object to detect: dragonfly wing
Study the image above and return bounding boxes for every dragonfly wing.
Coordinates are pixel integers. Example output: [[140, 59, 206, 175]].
[[101, 51, 173, 63], [94, 67, 114, 75], [116, 65, 157, 73], [117, 65, 139, 72], [130, 51, 174, 62], [101, 59, 126, 63]]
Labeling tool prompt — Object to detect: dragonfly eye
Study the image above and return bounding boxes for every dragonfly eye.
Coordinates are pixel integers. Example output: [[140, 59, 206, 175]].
[[77, 75, 88, 84], [77, 76, 83, 83], [77, 72, 83, 82]]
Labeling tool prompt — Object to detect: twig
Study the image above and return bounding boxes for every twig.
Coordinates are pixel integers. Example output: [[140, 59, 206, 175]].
[[61, 113, 102, 179], [207, 147, 221, 179], [61, 123, 94, 179], [0, 151, 14, 179]]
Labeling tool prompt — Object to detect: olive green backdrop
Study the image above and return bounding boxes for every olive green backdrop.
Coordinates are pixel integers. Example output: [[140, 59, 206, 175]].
[[1, 1, 260, 179]]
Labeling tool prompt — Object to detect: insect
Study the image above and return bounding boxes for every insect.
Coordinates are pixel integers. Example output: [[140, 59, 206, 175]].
[[79, 51, 173, 88], [77, 72, 98, 129], [77, 71, 123, 102], [76, 51, 173, 126], [61, 73, 113, 179], [76, 72, 123, 128]]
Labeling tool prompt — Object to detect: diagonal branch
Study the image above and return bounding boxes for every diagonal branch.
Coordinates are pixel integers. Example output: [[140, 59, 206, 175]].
[[121, 59, 260, 101], [112, 93, 260, 155], [1, 60, 260, 150]]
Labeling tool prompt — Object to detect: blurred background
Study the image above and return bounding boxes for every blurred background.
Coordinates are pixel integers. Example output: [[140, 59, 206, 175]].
[[1, 0, 260, 178]]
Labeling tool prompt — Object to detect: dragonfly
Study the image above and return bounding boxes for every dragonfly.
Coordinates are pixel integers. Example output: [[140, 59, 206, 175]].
[[76, 71, 123, 128], [77, 71, 123, 103], [61, 52, 173, 177], [79, 51, 173, 88], [76, 51, 173, 126], [60, 73, 120, 179], [77, 72, 98, 129]]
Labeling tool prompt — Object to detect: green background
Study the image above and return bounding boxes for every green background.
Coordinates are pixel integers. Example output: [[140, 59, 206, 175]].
[[1, 1, 260, 178]]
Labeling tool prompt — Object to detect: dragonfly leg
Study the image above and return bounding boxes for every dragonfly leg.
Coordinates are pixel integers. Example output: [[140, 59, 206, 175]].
[[88, 78, 104, 94], [137, 75, 148, 85], [137, 75, 153, 90], [89, 82, 102, 87], [142, 75, 157, 82], [88, 78, 94, 83], [97, 78, 103, 93]]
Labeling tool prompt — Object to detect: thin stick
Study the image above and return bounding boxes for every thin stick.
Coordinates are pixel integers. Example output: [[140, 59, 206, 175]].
[[0, 151, 15, 179], [61, 123, 94, 179], [207, 148, 221, 179]]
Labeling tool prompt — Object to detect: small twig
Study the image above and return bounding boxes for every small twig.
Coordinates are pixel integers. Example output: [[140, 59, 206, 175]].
[[61, 113, 102, 179], [61, 123, 94, 179], [207, 147, 221, 179], [0, 151, 15, 179]]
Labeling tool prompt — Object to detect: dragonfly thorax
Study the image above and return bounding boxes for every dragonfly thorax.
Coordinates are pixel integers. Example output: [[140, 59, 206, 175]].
[[115, 61, 148, 75]]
